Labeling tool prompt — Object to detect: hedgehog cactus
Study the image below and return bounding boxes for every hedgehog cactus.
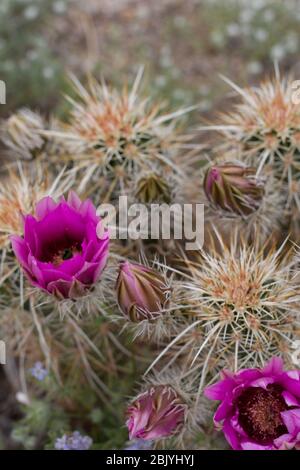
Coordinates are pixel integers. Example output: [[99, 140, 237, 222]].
[[46, 70, 194, 201], [1, 109, 46, 160], [1, 69, 300, 451], [203, 74, 300, 215]]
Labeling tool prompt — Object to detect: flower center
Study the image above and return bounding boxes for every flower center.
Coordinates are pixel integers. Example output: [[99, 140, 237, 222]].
[[51, 244, 82, 266], [237, 385, 288, 444]]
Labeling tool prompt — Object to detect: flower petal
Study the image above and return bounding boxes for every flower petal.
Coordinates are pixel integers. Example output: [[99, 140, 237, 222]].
[[223, 420, 241, 450], [241, 441, 273, 450], [204, 377, 235, 401], [10, 235, 29, 266], [262, 357, 283, 376], [281, 408, 300, 435], [35, 196, 58, 220], [282, 391, 300, 407]]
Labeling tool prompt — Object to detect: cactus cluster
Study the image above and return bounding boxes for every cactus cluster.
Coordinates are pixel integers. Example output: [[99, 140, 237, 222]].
[[0, 70, 299, 450]]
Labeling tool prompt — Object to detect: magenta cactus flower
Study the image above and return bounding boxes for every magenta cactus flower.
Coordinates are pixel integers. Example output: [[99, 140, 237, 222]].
[[116, 261, 170, 322], [10, 192, 109, 299], [204, 357, 300, 450], [126, 385, 186, 440]]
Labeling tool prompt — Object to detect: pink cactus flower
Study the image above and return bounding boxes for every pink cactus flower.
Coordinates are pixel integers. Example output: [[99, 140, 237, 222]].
[[204, 357, 300, 450], [126, 385, 186, 440], [10, 192, 109, 299]]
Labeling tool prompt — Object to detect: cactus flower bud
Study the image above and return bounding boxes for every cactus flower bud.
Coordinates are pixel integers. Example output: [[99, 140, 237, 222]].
[[126, 385, 186, 440], [204, 163, 264, 216], [116, 261, 171, 322], [135, 173, 171, 204]]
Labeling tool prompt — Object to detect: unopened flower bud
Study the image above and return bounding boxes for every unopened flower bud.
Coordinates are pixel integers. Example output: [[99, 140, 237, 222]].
[[116, 261, 171, 322], [126, 385, 186, 440], [135, 173, 171, 204], [204, 163, 264, 216]]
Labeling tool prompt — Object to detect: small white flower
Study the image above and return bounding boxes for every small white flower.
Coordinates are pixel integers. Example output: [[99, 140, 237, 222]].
[[53, 1, 66, 14], [155, 76, 167, 88], [263, 9, 275, 23], [227, 23, 240, 37], [24, 5, 39, 20], [210, 31, 225, 47], [173, 89, 186, 100], [254, 29, 268, 42], [199, 99, 211, 112], [173, 16, 187, 28], [285, 33, 298, 54], [16, 392, 30, 405], [247, 61, 263, 75], [270, 44, 286, 61], [251, 0, 266, 10], [136, 5, 149, 20], [43, 67, 55, 79], [240, 9, 254, 24]]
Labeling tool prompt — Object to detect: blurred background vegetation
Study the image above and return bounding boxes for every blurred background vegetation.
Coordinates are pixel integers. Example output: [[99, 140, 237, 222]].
[[1, 0, 300, 119]]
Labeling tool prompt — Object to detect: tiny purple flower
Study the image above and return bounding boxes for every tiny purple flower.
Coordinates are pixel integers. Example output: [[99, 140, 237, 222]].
[[125, 439, 153, 450], [55, 431, 92, 450], [29, 362, 48, 381]]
